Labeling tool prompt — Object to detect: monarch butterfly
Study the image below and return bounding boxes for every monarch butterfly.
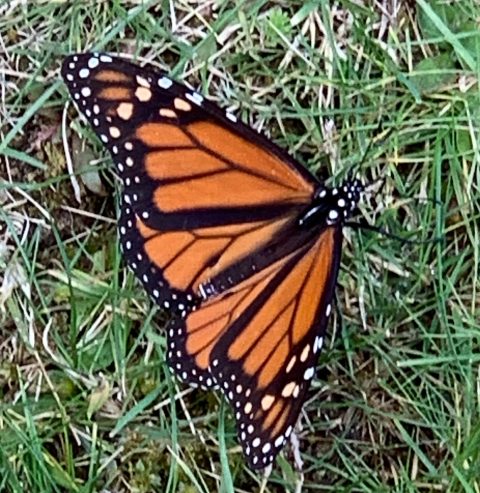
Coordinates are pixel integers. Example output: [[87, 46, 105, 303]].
[[61, 52, 363, 469]]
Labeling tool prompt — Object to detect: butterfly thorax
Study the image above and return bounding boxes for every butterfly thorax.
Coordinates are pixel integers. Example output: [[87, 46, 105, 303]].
[[298, 179, 363, 229]]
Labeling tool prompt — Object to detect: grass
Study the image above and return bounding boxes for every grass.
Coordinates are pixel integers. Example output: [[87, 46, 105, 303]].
[[1, 0, 479, 491]]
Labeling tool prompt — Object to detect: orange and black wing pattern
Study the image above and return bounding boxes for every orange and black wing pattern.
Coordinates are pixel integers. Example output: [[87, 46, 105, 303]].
[[61, 52, 363, 470], [168, 227, 341, 468], [61, 53, 317, 315]]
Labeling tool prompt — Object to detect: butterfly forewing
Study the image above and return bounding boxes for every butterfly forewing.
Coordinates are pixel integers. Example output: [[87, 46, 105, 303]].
[[61, 53, 317, 312]]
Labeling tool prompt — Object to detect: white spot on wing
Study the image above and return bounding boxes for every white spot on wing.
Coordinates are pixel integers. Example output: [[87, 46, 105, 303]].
[[185, 91, 203, 106], [136, 75, 150, 87], [304, 367, 315, 380], [88, 57, 99, 69], [328, 209, 338, 220], [300, 345, 310, 362], [109, 127, 120, 138], [326, 303, 332, 317], [274, 435, 284, 447], [158, 76, 173, 89]]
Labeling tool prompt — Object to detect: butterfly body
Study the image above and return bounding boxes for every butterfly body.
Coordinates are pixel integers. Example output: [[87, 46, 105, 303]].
[[61, 52, 362, 469]]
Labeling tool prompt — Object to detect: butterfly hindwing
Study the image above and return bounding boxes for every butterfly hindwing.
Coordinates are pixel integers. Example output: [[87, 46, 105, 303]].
[[167, 227, 341, 468]]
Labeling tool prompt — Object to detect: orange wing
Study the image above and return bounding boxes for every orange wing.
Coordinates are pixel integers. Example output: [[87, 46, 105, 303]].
[[62, 53, 318, 314], [168, 227, 342, 468]]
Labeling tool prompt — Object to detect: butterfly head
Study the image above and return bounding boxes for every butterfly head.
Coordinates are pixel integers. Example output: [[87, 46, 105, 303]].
[[299, 179, 364, 228]]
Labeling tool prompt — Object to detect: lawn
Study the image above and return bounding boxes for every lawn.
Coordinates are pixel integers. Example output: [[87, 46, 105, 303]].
[[1, 1, 479, 492]]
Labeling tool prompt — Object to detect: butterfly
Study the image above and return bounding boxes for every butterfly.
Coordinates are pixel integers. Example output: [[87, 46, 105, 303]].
[[61, 52, 363, 469]]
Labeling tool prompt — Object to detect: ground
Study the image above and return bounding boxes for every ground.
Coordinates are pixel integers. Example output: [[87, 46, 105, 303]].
[[1, 1, 479, 492]]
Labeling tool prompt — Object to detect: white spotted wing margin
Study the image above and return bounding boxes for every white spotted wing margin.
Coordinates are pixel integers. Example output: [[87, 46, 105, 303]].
[[62, 52, 202, 313], [167, 227, 342, 469]]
